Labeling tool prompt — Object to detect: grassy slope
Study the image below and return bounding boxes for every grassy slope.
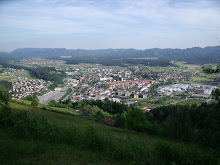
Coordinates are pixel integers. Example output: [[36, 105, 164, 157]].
[[9, 102, 147, 137], [14, 70, 35, 80], [1, 102, 219, 164], [0, 128, 114, 165]]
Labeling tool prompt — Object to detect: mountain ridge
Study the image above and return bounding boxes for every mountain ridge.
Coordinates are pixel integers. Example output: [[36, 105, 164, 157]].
[[1, 46, 220, 64]]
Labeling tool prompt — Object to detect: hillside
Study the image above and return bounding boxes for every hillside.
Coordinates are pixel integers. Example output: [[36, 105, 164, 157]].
[[0, 101, 219, 165], [1, 46, 220, 64]]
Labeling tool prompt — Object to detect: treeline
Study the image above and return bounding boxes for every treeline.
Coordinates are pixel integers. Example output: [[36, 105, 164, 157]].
[[66, 57, 172, 66], [72, 98, 131, 114], [147, 102, 220, 148], [0, 81, 12, 90], [24, 94, 39, 107], [0, 84, 10, 105], [2, 64, 29, 70]]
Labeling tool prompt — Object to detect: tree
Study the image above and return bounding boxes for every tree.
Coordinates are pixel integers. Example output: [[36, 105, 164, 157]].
[[115, 113, 126, 128], [0, 81, 12, 90], [31, 94, 39, 107], [202, 65, 220, 99], [126, 109, 148, 132], [202, 65, 220, 74], [49, 100, 58, 107], [166, 110, 193, 141], [211, 88, 220, 100], [95, 111, 104, 122], [25, 95, 33, 101], [0, 84, 10, 105]]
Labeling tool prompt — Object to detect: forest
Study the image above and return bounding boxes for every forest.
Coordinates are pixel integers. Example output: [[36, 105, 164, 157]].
[[28, 67, 67, 84], [146, 102, 220, 148]]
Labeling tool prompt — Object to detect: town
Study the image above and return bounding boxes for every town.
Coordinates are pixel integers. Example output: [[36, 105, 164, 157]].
[[10, 79, 52, 100], [2, 59, 217, 108]]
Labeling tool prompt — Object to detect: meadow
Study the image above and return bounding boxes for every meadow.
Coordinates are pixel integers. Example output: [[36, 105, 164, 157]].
[[0, 101, 219, 164]]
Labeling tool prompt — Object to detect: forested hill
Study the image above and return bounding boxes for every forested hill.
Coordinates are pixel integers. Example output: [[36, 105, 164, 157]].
[[1, 46, 220, 64]]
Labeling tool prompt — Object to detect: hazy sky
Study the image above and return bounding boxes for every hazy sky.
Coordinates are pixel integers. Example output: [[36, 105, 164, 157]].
[[0, 0, 220, 51]]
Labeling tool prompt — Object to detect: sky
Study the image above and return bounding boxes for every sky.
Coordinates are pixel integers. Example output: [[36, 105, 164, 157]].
[[0, 0, 220, 52]]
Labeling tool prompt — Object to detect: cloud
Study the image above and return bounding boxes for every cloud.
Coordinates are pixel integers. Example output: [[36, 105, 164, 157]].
[[0, 0, 220, 51], [1, 0, 220, 32]]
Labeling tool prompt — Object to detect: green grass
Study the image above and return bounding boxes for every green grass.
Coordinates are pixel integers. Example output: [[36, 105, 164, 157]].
[[9, 102, 126, 132], [199, 72, 220, 79], [180, 80, 207, 85], [52, 107, 80, 116], [14, 100, 80, 116], [14, 70, 35, 80], [138, 97, 187, 107], [0, 102, 219, 164], [189, 76, 211, 81], [180, 72, 217, 85], [176, 99, 204, 105], [0, 128, 114, 165], [68, 63, 126, 69], [0, 74, 14, 80]]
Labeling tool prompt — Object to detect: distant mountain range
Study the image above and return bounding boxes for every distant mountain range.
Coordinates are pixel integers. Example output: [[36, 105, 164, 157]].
[[1, 46, 220, 64]]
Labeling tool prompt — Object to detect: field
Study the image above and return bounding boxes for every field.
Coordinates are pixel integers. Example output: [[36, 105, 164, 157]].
[[176, 99, 204, 105], [137, 97, 204, 108], [0, 74, 14, 81], [149, 62, 219, 85], [0, 65, 3, 71], [137, 98, 180, 107], [68, 63, 125, 69], [14, 70, 35, 80], [0, 68, 35, 82], [181, 74, 218, 85], [181, 65, 219, 85], [0, 101, 219, 164]]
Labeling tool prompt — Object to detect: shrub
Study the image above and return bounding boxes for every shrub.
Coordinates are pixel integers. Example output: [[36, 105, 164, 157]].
[[154, 141, 218, 165], [81, 126, 107, 151]]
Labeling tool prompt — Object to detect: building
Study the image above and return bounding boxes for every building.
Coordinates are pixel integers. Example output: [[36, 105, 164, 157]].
[[134, 94, 139, 99]]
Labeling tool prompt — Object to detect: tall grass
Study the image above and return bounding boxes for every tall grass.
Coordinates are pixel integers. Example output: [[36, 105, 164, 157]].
[[0, 106, 219, 165]]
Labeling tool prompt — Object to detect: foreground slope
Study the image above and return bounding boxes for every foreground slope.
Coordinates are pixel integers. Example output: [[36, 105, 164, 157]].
[[0, 102, 219, 165]]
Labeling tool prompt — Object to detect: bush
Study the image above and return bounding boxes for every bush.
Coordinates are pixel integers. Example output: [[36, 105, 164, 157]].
[[81, 126, 107, 151], [0, 106, 13, 127], [154, 141, 218, 165]]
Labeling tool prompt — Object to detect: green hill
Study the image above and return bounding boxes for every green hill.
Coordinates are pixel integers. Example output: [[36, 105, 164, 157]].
[[0, 102, 219, 165]]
